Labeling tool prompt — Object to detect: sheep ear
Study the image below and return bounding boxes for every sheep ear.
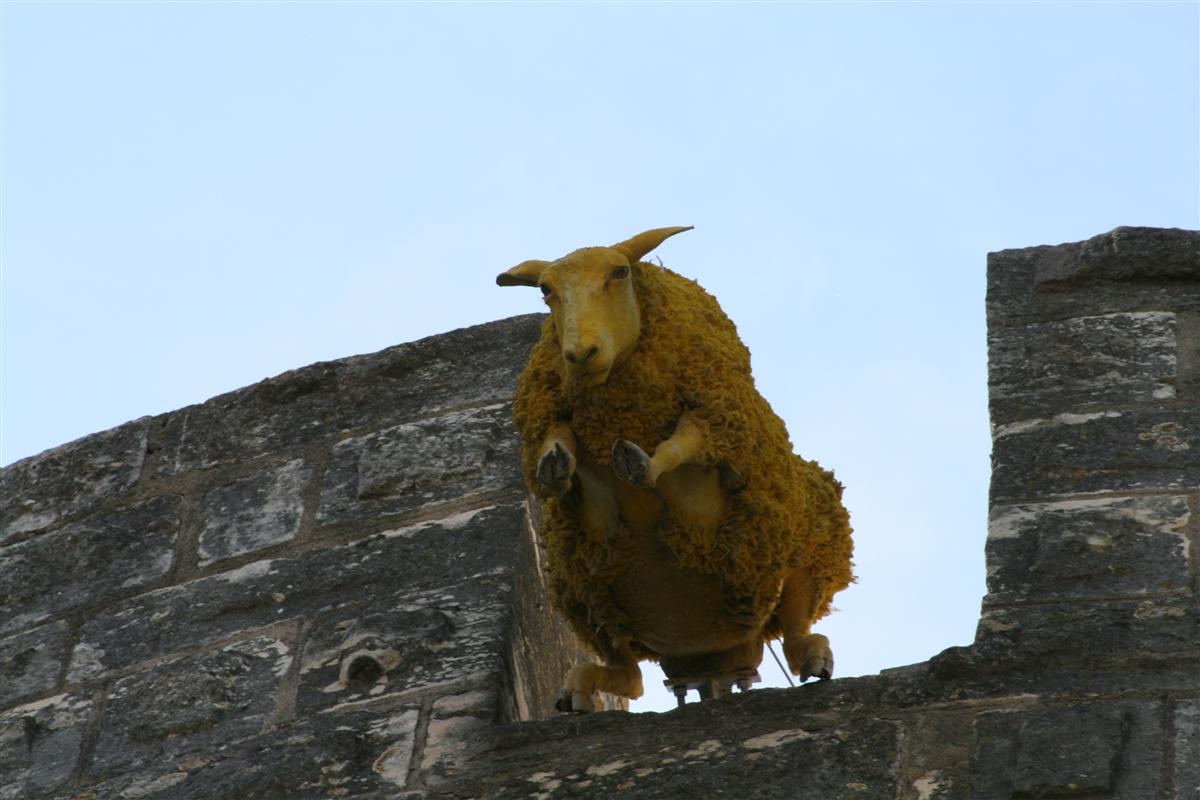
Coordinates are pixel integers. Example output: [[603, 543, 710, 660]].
[[496, 259, 550, 287], [611, 226, 693, 264]]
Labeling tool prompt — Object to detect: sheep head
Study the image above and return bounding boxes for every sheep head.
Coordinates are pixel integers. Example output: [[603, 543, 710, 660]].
[[497, 226, 693, 388]]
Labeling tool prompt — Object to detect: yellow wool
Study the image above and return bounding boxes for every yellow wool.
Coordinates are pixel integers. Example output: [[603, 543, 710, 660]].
[[513, 262, 854, 658]]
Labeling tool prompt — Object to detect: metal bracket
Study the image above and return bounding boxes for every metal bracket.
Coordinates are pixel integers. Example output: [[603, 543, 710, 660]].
[[664, 669, 762, 707]]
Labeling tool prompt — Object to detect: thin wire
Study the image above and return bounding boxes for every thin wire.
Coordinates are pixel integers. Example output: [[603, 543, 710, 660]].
[[766, 641, 795, 687]]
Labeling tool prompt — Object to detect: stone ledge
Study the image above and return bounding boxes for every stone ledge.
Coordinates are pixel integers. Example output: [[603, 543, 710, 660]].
[[1033, 226, 1200, 288], [987, 227, 1200, 321], [418, 663, 1197, 800]]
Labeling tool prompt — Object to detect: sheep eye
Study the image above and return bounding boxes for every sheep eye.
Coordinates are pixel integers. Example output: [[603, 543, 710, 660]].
[[610, 266, 629, 280]]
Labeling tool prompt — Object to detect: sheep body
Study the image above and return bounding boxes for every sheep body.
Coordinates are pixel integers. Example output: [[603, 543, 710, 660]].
[[513, 260, 854, 665]]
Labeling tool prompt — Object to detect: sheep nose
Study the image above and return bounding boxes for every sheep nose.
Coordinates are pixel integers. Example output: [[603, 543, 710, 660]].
[[565, 345, 599, 365]]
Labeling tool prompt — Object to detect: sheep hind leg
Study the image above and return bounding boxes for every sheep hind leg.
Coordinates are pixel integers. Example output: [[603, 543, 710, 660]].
[[778, 567, 834, 682], [555, 642, 643, 713]]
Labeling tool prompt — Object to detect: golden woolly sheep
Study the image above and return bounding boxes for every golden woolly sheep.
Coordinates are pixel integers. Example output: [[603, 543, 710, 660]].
[[497, 226, 854, 712]]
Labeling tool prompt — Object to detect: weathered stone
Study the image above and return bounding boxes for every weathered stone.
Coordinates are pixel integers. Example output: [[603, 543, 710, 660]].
[[421, 715, 492, 786], [988, 311, 1177, 423], [433, 688, 496, 718], [0, 620, 70, 707], [501, 498, 614, 721], [975, 598, 1200, 664], [89, 633, 293, 783], [970, 703, 1163, 800], [198, 458, 311, 566], [69, 502, 524, 680], [430, 705, 901, 800], [0, 692, 92, 799], [1177, 700, 1200, 798], [152, 315, 543, 477], [1035, 226, 1200, 287], [0, 496, 179, 634], [986, 495, 1192, 602], [67, 705, 421, 799], [990, 408, 1200, 501], [988, 227, 1200, 321], [316, 403, 522, 526], [297, 577, 511, 715], [0, 417, 148, 544]]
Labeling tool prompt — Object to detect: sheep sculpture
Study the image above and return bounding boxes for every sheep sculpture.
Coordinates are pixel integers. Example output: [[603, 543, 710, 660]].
[[497, 226, 854, 712]]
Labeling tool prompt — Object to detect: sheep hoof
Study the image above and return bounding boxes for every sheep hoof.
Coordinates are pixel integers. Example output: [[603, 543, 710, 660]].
[[554, 689, 594, 714], [612, 439, 654, 488], [536, 442, 575, 496], [800, 654, 833, 682], [786, 633, 834, 683]]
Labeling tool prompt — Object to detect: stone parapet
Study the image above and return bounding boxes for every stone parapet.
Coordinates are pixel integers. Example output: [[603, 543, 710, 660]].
[[1, 314, 603, 799]]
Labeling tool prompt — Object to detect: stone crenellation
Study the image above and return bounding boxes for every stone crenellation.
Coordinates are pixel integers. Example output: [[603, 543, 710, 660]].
[[1, 226, 1198, 799]]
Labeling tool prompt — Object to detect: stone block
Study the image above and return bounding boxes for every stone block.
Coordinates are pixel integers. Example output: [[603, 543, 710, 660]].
[[990, 408, 1200, 501], [987, 227, 1200, 321], [442, 714, 901, 799], [297, 577, 511, 715], [1177, 700, 1200, 799], [975, 598, 1200, 664], [0, 691, 92, 799], [152, 315, 543, 477], [316, 403, 522, 526], [1034, 226, 1200, 287], [90, 633, 293, 781], [66, 705, 421, 799], [421, 714, 491, 786], [198, 458, 311, 566], [69, 502, 524, 680], [0, 417, 148, 544], [986, 495, 1192, 602], [0, 620, 70, 708], [502, 501, 604, 722], [0, 495, 180, 634], [971, 703, 1163, 799], [988, 311, 1177, 423]]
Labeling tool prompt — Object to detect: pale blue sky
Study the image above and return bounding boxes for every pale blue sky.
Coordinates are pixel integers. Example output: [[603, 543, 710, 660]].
[[3, 1, 1197, 712]]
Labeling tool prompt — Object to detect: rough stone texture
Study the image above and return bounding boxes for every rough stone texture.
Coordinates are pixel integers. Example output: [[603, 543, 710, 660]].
[[991, 408, 1200, 501], [0, 495, 180, 634], [90, 633, 293, 781], [0, 692, 92, 800], [988, 311, 1178, 422], [0, 418, 149, 545], [0, 621, 71, 708], [970, 703, 1163, 800], [198, 457, 311, 565], [67, 502, 525, 681], [1177, 700, 1200, 797], [986, 226, 1200, 320], [0, 313, 607, 800], [986, 495, 1192, 601], [2, 230, 1199, 799], [316, 403, 522, 527]]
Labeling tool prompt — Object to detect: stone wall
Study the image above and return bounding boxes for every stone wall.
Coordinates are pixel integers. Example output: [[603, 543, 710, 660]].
[[0, 315, 606, 799], [2, 226, 1198, 799]]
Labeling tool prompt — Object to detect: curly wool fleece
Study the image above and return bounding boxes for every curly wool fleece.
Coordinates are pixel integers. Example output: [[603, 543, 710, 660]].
[[513, 261, 854, 658]]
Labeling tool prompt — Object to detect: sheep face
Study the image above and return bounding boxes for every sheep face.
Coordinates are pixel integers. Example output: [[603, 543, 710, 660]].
[[496, 226, 693, 388]]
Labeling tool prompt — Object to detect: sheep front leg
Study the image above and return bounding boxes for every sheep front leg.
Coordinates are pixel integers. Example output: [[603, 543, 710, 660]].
[[555, 640, 644, 713], [778, 566, 834, 682], [611, 411, 706, 489], [535, 422, 577, 497]]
